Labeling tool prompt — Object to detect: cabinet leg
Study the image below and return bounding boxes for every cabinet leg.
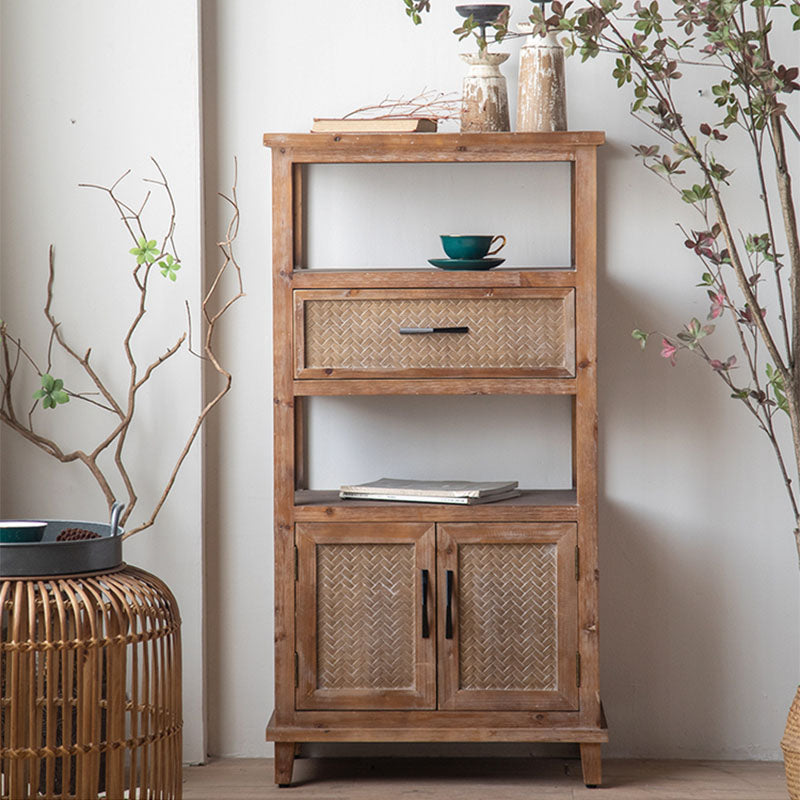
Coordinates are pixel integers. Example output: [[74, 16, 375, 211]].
[[580, 743, 602, 787], [275, 741, 296, 787]]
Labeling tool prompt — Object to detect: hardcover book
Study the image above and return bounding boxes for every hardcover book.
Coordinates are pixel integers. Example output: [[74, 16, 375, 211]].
[[311, 117, 437, 133], [339, 478, 520, 504]]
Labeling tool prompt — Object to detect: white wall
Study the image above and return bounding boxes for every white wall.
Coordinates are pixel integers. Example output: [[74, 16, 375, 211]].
[[2, 0, 798, 766], [202, 0, 799, 761], [0, 0, 206, 764]]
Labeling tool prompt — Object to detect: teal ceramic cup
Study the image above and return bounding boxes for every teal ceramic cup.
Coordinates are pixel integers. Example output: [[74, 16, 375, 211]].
[[441, 234, 506, 260], [0, 520, 47, 543]]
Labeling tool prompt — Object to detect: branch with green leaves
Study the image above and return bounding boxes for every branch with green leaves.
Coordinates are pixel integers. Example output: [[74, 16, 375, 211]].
[[539, 0, 799, 554], [0, 158, 243, 537]]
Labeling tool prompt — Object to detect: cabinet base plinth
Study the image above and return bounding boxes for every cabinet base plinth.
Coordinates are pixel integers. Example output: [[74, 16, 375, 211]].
[[267, 712, 607, 787], [267, 712, 608, 745]]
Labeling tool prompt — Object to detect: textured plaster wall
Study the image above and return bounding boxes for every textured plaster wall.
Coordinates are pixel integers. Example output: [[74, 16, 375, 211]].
[[0, 0, 206, 763], [201, 0, 799, 760]]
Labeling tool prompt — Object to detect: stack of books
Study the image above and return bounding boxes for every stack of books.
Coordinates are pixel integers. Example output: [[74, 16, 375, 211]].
[[339, 478, 520, 505]]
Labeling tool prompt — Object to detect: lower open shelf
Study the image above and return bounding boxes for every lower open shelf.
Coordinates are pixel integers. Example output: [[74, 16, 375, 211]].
[[293, 488, 578, 522]]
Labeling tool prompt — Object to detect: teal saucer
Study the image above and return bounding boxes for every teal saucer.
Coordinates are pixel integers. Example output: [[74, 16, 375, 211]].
[[428, 257, 505, 271]]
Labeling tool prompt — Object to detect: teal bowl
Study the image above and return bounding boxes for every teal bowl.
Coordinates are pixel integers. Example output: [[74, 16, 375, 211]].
[[0, 520, 47, 543]]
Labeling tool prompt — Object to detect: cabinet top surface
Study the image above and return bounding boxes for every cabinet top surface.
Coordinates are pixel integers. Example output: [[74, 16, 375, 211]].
[[263, 131, 605, 162]]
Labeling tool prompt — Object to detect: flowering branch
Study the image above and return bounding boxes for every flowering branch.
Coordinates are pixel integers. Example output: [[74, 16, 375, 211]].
[[539, 0, 800, 562]]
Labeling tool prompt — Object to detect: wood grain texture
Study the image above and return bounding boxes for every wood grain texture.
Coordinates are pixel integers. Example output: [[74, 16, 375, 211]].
[[295, 289, 575, 380], [438, 524, 578, 712], [573, 146, 601, 730], [295, 523, 436, 710], [580, 742, 602, 787], [262, 132, 605, 164], [293, 490, 578, 523], [273, 742, 295, 786], [272, 149, 299, 725], [186, 758, 786, 799], [293, 378, 578, 396], [268, 708, 598, 730], [264, 132, 605, 779], [290, 269, 577, 290]]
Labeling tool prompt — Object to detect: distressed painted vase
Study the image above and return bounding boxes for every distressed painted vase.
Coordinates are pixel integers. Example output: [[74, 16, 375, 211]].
[[516, 25, 567, 132], [459, 52, 511, 133]]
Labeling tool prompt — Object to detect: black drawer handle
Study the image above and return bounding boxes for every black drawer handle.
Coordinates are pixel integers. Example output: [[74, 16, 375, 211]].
[[399, 326, 469, 334], [421, 569, 430, 639], [445, 570, 454, 639]]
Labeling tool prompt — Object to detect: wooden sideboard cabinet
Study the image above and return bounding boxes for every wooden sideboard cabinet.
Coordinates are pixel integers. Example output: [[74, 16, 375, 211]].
[[263, 131, 607, 789]]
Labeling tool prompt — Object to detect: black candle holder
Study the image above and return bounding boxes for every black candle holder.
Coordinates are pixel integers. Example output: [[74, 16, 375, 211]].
[[455, 4, 510, 43]]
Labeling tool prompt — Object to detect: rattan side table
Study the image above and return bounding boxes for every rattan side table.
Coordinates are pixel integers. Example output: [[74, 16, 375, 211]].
[[0, 565, 182, 799]]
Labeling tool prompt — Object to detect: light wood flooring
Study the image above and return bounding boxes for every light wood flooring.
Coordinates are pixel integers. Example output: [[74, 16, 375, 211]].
[[183, 757, 786, 799]]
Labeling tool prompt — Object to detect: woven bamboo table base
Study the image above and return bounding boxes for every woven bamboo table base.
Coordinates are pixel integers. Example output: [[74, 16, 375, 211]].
[[0, 565, 182, 799]]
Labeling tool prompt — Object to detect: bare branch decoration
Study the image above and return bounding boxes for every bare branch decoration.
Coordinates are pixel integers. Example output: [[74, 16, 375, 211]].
[[0, 158, 244, 538], [342, 89, 462, 121]]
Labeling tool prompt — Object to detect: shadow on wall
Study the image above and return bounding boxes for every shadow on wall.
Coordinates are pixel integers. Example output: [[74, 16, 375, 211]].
[[595, 194, 796, 758], [599, 498, 729, 758]]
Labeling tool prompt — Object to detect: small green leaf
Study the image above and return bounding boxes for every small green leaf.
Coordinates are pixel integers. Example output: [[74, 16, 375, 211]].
[[632, 329, 649, 349], [158, 253, 181, 281], [35, 373, 69, 410], [130, 236, 161, 265]]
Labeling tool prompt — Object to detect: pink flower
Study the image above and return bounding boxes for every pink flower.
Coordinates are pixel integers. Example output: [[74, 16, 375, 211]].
[[708, 291, 726, 319], [710, 355, 736, 372], [661, 338, 678, 366]]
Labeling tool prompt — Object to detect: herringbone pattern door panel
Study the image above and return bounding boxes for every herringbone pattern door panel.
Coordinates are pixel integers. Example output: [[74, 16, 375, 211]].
[[438, 523, 578, 711], [296, 522, 436, 710], [316, 543, 415, 690], [458, 543, 558, 691], [294, 289, 575, 379]]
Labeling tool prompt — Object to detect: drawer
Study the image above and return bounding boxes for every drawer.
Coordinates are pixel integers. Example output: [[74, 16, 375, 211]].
[[293, 288, 575, 379]]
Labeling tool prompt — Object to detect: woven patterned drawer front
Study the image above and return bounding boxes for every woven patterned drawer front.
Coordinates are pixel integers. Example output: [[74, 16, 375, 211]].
[[316, 542, 416, 691], [458, 542, 558, 691], [297, 290, 575, 376]]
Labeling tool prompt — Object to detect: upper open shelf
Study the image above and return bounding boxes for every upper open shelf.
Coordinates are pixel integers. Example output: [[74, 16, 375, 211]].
[[263, 131, 606, 164]]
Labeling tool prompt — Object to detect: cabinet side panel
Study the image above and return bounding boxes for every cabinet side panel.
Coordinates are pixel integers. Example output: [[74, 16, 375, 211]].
[[574, 146, 601, 727], [272, 151, 297, 723]]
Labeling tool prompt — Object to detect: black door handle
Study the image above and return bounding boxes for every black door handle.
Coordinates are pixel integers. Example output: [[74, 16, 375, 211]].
[[445, 569, 454, 639], [421, 569, 430, 639]]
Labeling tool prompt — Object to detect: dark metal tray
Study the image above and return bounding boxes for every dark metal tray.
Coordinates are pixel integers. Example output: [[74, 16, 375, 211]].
[[0, 504, 124, 578]]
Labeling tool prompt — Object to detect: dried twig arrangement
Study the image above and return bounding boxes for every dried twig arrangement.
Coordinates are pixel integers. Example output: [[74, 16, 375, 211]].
[[0, 158, 244, 538], [343, 89, 462, 121]]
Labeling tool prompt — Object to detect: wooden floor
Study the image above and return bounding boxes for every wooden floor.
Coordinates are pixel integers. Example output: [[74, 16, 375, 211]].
[[183, 757, 786, 799]]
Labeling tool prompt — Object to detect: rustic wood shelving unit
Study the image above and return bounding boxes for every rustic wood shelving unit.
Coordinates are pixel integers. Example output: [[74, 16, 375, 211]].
[[263, 131, 607, 788]]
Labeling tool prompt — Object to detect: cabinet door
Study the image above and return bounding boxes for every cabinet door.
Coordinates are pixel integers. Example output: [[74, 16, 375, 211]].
[[438, 523, 578, 711], [295, 522, 436, 710]]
